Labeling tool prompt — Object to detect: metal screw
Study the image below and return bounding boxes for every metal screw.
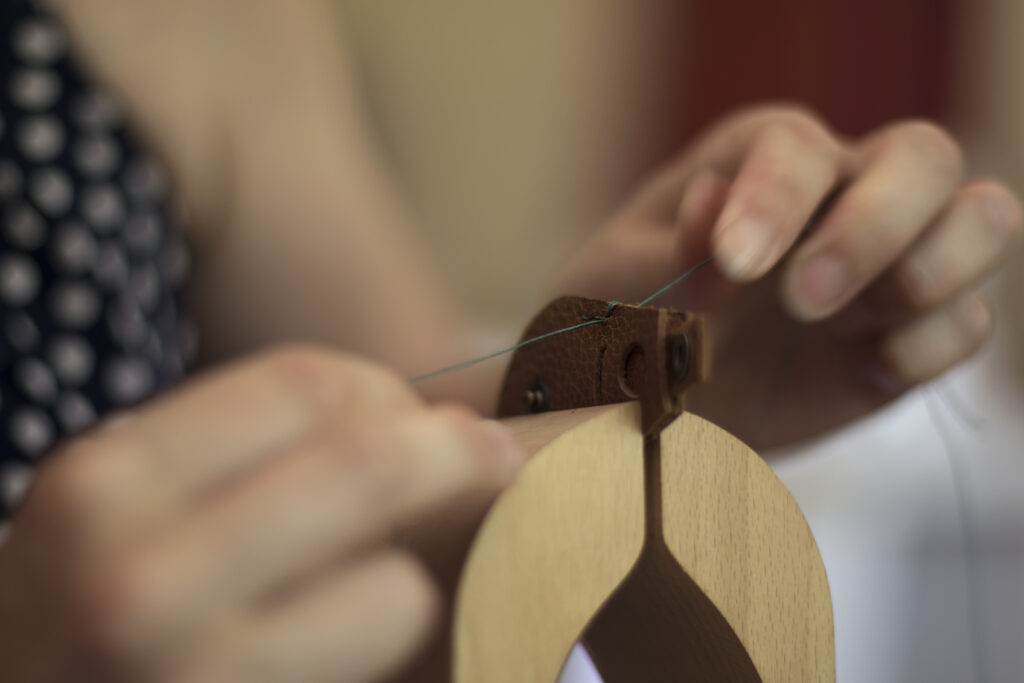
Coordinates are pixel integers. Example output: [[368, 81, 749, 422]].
[[668, 335, 690, 382], [523, 382, 549, 413]]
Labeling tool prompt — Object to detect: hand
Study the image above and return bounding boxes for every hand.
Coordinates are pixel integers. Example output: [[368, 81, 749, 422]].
[[0, 347, 522, 683], [556, 106, 1023, 449]]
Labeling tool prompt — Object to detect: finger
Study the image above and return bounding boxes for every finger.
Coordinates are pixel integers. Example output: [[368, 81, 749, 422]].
[[711, 115, 843, 281], [131, 346, 422, 469], [43, 346, 423, 535], [96, 407, 521, 651], [838, 181, 1023, 331], [783, 121, 964, 321], [182, 550, 439, 683], [673, 169, 738, 311], [873, 292, 992, 393], [553, 170, 728, 307], [677, 169, 731, 254], [634, 106, 844, 223]]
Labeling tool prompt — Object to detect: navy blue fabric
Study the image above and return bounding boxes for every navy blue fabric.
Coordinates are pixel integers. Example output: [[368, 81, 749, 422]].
[[0, 1, 194, 519]]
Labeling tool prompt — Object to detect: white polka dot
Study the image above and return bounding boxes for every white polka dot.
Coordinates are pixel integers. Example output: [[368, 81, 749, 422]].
[[72, 90, 122, 130], [124, 212, 163, 255], [0, 463, 35, 508], [56, 392, 97, 433], [107, 300, 148, 349], [4, 203, 47, 249], [10, 68, 61, 111], [30, 167, 74, 216], [104, 356, 155, 405], [93, 241, 129, 290], [8, 409, 55, 457], [0, 161, 23, 197], [81, 184, 126, 231], [17, 115, 65, 162], [48, 335, 96, 387], [73, 136, 121, 178], [0, 255, 40, 306], [52, 221, 98, 274], [124, 159, 168, 202], [49, 281, 101, 329], [12, 18, 67, 65], [5, 312, 39, 352], [14, 358, 58, 405]]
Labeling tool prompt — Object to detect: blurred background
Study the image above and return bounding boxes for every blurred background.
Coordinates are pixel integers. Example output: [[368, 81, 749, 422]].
[[334, 1, 1023, 681]]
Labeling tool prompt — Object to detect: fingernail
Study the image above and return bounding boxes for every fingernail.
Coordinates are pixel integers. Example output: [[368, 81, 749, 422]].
[[790, 251, 851, 319], [716, 216, 775, 281], [480, 420, 524, 477]]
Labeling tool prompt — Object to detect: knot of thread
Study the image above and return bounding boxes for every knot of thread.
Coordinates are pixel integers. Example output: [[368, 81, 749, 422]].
[[581, 301, 620, 322]]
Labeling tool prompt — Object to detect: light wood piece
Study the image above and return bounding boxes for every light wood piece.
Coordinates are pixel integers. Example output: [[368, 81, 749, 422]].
[[660, 411, 834, 680], [453, 402, 834, 682]]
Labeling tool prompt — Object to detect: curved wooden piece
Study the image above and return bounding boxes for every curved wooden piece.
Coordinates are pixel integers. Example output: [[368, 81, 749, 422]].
[[660, 412, 834, 680], [580, 432, 762, 682], [453, 404, 834, 682], [454, 404, 646, 682]]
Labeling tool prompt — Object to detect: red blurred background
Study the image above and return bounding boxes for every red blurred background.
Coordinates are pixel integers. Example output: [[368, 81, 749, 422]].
[[653, 0, 957, 160]]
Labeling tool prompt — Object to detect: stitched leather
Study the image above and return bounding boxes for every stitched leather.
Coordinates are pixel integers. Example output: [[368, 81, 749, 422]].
[[497, 296, 707, 436]]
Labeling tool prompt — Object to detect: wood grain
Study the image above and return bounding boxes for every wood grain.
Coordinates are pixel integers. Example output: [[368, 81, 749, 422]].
[[454, 403, 834, 682], [661, 412, 835, 681], [455, 404, 646, 682]]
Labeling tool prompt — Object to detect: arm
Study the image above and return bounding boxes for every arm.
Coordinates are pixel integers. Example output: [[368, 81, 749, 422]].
[[49, 0, 497, 405]]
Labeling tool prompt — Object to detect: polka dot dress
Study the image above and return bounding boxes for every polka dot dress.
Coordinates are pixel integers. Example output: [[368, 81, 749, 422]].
[[0, 1, 195, 523]]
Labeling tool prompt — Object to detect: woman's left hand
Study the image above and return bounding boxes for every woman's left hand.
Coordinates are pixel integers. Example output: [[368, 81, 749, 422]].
[[556, 105, 1023, 449]]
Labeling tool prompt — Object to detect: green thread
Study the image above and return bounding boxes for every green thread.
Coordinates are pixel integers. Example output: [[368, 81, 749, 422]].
[[410, 257, 715, 384], [635, 257, 715, 307], [581, 300, 621, 322]]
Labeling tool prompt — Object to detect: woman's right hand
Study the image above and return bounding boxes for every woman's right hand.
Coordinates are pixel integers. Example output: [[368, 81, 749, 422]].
[[0, 347, 523, 683]]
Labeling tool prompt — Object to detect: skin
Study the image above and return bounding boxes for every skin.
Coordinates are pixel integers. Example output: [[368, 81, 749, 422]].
[[557, 106, 1024, 448], [1, 1, 1021, 681], [0, 347, 523, 682]]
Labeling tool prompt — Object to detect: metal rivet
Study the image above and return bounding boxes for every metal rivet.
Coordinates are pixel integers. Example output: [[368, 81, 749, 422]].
[[668, 335, 690, 382], [523, 382, 549, 413]]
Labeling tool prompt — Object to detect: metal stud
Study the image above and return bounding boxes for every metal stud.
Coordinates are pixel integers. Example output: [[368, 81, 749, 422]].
[[523, 382, 549, 414]]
